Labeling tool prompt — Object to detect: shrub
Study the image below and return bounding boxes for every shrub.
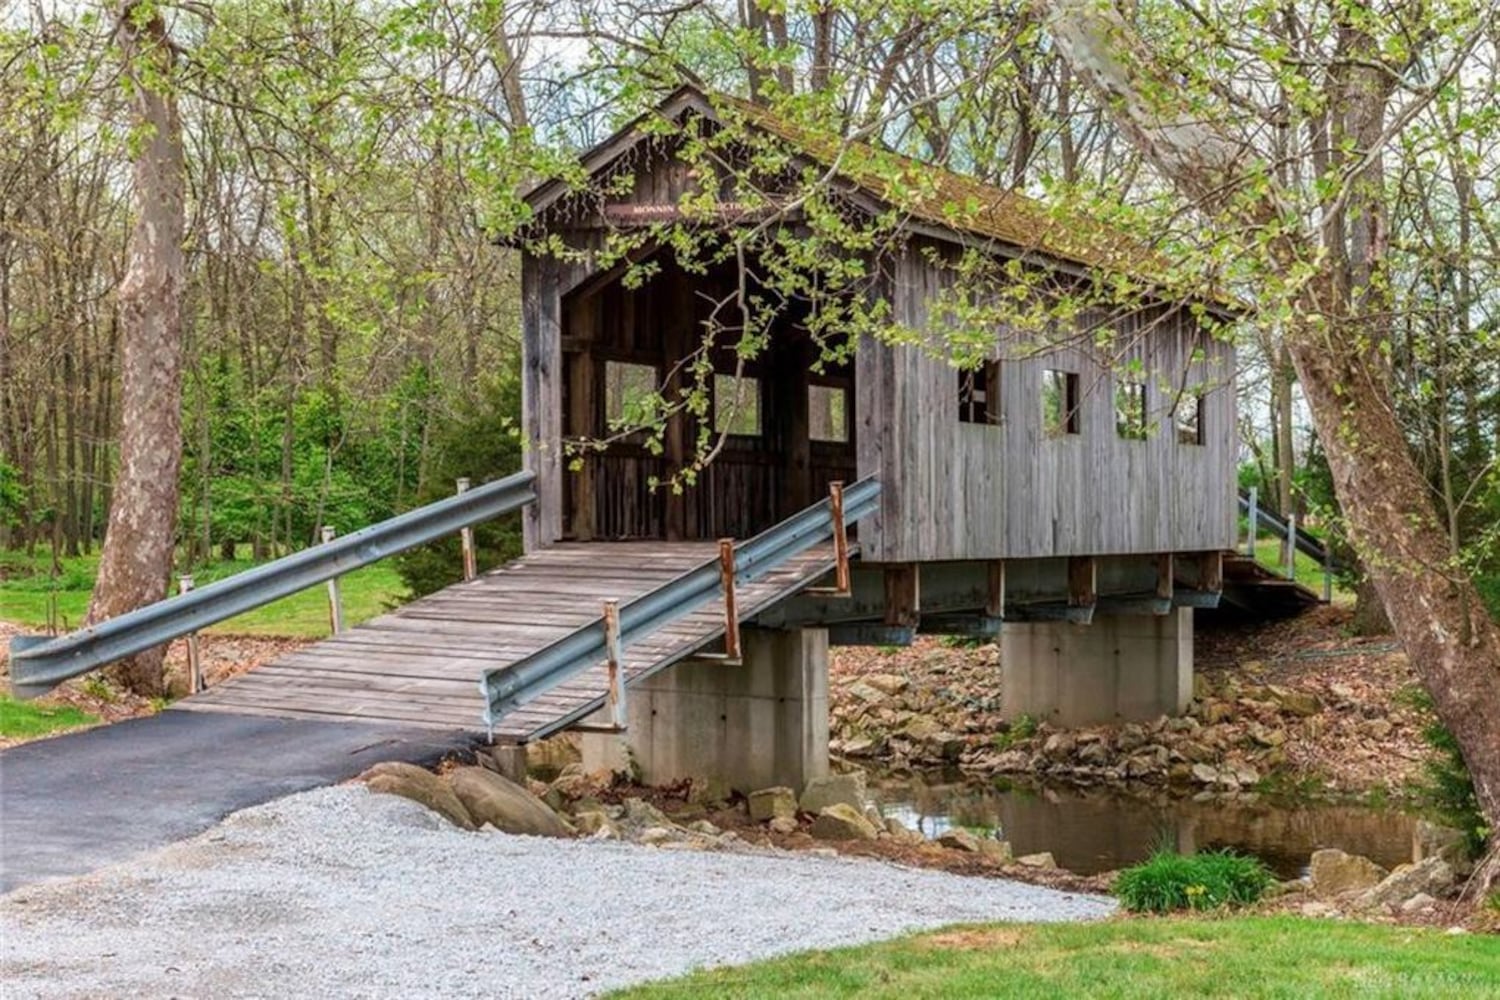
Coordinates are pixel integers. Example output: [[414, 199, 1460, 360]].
[[1114, 849, 1274, 913]]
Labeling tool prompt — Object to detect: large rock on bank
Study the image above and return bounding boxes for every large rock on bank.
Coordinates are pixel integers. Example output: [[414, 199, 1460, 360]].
[[800, 773, 867, 814], [1309, 849, 1387, 898], [358, 762, 474, 830], [1355, 857, 1457, 910], [810, 803, 879, 841], [449, 766, 572, 838]]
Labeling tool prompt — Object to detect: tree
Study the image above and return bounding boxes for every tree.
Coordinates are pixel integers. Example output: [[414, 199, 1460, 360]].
[[86, 1, 186, 696], [1040, 0, 1500, 865]]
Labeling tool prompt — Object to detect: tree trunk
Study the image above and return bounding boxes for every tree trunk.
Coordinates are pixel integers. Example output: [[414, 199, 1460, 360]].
[[87, 3, 186, 697], [1042, 0, 1500, 837]]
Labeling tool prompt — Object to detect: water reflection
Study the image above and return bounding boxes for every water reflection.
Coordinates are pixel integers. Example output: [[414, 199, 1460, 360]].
[[876, 775, 1420, 879]]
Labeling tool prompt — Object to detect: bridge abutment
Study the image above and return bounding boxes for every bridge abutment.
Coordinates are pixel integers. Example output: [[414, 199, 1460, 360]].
[[1000, 608, 1193, 726], [580, 626, 830, 793]]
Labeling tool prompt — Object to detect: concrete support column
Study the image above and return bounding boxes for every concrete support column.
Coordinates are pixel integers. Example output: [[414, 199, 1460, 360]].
[[579, 627, 830, 794], [1000, 608, 1192, 726]]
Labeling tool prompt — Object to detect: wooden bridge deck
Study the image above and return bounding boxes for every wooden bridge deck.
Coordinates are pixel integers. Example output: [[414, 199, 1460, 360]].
[[174, 541, 841, 741]]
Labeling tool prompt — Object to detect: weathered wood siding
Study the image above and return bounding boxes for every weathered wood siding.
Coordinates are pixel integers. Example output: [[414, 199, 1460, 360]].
[[857, 243, 1237, 561]]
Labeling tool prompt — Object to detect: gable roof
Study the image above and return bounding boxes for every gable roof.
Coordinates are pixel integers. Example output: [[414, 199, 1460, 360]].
[[515, 85, 1185, 296]]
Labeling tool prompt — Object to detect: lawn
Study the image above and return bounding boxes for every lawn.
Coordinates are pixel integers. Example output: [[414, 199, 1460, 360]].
[[0, 549, 409, 639], [610, 917, 1500, 999], [0, 694, 98, 739]]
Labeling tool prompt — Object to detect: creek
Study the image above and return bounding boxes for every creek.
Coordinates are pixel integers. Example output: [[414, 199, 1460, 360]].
[[875, 774, 1422, 879]]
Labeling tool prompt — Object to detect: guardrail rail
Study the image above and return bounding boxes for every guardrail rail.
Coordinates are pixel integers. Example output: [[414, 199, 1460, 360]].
[[9, 469, 537, 699], [480, 476, 881, 732], [1238, 486, 1340, 601]]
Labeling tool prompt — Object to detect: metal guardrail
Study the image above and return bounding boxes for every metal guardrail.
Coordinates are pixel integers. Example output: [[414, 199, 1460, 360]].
[[1238, 487, 1339, 600], [480, 476, 881, 731], [9, 469, 537, 700]]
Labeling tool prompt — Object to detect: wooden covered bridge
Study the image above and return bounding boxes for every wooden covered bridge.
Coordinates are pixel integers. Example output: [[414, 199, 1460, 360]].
[[56, 87, 1322, 794]]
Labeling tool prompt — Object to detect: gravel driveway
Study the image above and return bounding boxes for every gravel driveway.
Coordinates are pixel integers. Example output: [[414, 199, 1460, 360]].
[[2, 785, 1114, 998]]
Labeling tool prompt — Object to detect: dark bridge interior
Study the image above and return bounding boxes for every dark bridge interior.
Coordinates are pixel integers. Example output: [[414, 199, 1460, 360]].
[[560, 252, 856, 541]]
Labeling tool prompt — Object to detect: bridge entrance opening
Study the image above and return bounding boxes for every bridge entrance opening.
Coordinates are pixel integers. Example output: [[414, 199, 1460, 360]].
[[559, 250, 856, 541]]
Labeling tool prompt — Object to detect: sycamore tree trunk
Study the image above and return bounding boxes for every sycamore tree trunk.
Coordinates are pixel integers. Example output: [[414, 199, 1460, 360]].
[[1042, 0, 1500, 851], [87, 3, 186, 697]]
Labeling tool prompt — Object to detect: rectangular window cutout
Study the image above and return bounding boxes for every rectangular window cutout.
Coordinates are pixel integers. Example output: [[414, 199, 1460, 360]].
[[604, 360, 658, 428], [1042, 369, 1080, 436], [1176, 392, 1205, 446], [809, 384, 848, 443], [958, 361, 1001, 425], [1115, 381, 1147, 440], [714, 373, 762, 436]]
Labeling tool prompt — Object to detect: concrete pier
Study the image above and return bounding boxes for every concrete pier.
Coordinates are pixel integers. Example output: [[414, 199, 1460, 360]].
[[580, 627, 830, 793], [1001, 608, 1192, 726]]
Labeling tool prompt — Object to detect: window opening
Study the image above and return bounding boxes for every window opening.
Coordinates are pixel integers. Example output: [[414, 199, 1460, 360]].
[[1176, 392, 1205, 446], [1115, 380, 1147, 440], [604, 361, 659, 429], [714, 373, 762, 436], [1043, 369, 1080, 436], [959, 361, 1001, 425], [809, 384, 849, 442]]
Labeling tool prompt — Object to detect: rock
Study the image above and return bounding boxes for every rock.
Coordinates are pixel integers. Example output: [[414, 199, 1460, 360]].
[[748, 786, 798, 822], [978, 838, 1013, 862], [864, 673, 909, 696], [448, 766, 571, 838], [1309, 848, 1388, 898], [1190, 763, 1220, 785], [1269, 686, 1320, 717], [809, 803, 879, 841], [638, 826, 678, 846], [1400, 893, 1438, 915], [768, 816, 799, 835], [622, 797, 674, 829], [884, 816, 921, 844], [1016, 851, 1056, 869], [1362, 718, 1394, 740], [902, 715, 944, 743], [848, 682, 885, 704], [843, 736, 879, 757], [1356, 857, 1456, 910], [1204, 700, 1236, 725], [687, 819, 720, 836], [1300, 901, 1336, 918], [937, 828, 982, 852], [687, 777, 732, 806], [1043, 733, 1077, 757], [800, 772, 867, 814], [359, 762, 474, 831], [1077, 742, 1111, 767], [572, 809, 620, 839]]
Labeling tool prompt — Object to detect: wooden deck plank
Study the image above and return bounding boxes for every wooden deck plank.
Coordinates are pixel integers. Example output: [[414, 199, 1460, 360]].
[[173, 540, 839, 738]]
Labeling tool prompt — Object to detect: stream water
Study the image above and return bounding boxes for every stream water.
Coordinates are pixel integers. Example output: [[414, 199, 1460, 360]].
[[875, 775, 1422, 879]]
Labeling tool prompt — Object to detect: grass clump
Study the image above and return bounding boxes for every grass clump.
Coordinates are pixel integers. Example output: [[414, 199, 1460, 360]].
[[0, 695, 97, 739], [992, 714, 1038, 750], [1114, 848, 1274, 913]]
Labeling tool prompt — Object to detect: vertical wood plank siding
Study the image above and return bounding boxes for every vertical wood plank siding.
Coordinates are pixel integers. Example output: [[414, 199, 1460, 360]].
[[856, 239, 1236, 561]]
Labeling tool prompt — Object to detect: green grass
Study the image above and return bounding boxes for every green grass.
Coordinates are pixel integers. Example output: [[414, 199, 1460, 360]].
[[0, 694, 97, 739], [1114, 849, 1273, 913], [609, 917, 1500, 999], [0, 549, 408, 639]]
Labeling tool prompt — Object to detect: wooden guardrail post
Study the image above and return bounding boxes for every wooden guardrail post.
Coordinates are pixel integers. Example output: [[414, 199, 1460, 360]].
[[718, 539, 741, 662], [179, 575, 203, 693], [457, 477, 477, 581], [1284, 513, 1297, 580], [603, 599, 626, 730], [321, 525, 345, 634], [1245, 486, 1259, 558]]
